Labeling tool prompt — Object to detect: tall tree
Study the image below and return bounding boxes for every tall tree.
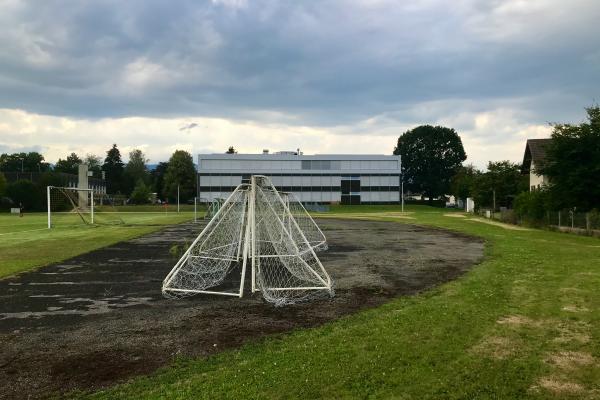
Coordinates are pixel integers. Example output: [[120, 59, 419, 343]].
[[472, 161, 527, 209], [393, 125, 466, 201], [84, 154, 103, 178], [124, 149, 150, 195], [163, 150, 196, 202], [0, 152, 50, 172], [538, 106, 600, 211], [0, 172, 7, 196], [151, 161, 169, 200], [450, 164, 481, 201], [54, 152, 82, 174], [102, 144, 125, 194]]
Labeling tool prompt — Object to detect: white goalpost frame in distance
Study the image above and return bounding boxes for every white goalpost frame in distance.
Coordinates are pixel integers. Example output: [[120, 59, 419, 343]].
[[47, 186, 94, 229]]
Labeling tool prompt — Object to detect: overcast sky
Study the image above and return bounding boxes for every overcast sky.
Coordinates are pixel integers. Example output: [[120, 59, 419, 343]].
[[1, 0, 599, 168]]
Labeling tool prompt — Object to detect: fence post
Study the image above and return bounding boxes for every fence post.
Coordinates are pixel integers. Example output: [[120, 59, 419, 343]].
[[586, 213, 590, 231]]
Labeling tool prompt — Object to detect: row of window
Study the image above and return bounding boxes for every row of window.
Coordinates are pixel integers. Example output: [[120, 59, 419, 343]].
[[199, 159, 399, 171], [198, 173, 400, 177], [198, 186, 401, 192]]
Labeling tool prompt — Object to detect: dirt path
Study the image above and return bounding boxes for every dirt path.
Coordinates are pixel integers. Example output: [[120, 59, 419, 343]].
[[0, 218, 484, 399]]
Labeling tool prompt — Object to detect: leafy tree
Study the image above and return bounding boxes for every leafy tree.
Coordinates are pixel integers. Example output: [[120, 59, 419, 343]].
[[0, 152, 50, 172], [538, 106, 600, 211], [450, 164, 481, 200], [163, 150, 196, 202], [54, 152, 82, 174], [226, 146, 237, 154], [151, 162, 169, 199], [84, 154, 103, 178], [0, 172, 7, 196], [6, 180, 44, 210], [124, 149, 149, 194], [393, 125, 466, 201], [472, 161, 527, 210], [130, 179, 152, 204], [102, 144, 125, 194]]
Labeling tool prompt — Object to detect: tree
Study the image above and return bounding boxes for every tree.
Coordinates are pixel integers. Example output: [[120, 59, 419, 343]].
[[130, 180, 152, 204], [84, 154, 103, 178], [54, 152, 82, 174], [393, 125, 466, 201], [538, 106, 600, 211], [472, 161, 527, 209], [450, 164, 481, 200], [102, 144, 125, 194], [124, 149, 150, 195], [6, 180, 44, 210], [0, 152, 50, 172], [0, 172, 6, 196], [226, 146, 237, 154], [151, 161, 169, 199], [163, 150, 196, 202]]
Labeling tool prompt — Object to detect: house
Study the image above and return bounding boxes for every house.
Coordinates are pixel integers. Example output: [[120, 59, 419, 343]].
[[521, 138, 552, 191]]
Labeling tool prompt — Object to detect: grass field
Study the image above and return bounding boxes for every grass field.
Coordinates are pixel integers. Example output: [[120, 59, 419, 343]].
[[71, 205, 599, 399], [0, 211, 196, 278]]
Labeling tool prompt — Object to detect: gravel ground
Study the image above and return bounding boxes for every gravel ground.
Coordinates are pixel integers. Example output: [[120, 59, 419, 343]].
[[0, 218, 484, 399]]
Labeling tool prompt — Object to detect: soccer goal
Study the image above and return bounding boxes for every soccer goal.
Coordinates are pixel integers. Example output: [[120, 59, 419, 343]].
[[162, 175, 334, 306], [47, 186, 94, 228]]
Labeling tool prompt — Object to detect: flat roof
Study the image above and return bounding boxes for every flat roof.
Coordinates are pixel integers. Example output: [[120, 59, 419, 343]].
[[198, 153, 399, 160]]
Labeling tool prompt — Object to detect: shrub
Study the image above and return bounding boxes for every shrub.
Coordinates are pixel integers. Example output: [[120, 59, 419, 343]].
[[514, 190, 550, 223]]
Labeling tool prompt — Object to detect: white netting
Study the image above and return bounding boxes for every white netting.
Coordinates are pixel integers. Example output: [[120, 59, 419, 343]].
[[162, 176, 333, 306], [48, 187, 93, 227], [253, 178, 333, 306], [205, 198, 225, 220], [281, 192, 328, 252], [163, 187, 248, 298]]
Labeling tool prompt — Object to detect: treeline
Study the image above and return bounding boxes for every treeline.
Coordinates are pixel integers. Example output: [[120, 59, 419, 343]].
[[512, 106, 600, 223], [394, 106, 599, 225], [449, 106, 600, 223], [0, 144, 197, 211]]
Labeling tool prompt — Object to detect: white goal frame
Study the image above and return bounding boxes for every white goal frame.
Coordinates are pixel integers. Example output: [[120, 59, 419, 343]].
[[162, 175, 333, 305], [47, 186, 95, 229]]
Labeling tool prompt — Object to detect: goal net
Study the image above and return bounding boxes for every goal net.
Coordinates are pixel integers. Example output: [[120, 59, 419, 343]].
[[162, 175, 333, 306], [47, 186, 125, 228], [47, 186, 94, 227]]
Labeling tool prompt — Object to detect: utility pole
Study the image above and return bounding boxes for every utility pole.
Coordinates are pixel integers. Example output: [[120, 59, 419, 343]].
[[177, 185, 180, 213]]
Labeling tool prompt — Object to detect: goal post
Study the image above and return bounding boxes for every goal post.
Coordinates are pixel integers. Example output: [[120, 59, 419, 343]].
[[162, 175, 334, 306], [47, 186, 94, 229]]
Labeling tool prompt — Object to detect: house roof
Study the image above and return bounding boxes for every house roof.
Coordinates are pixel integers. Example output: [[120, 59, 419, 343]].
[[521, 138, 552, 173]]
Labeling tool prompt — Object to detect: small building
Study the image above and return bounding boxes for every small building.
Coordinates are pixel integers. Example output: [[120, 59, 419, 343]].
[[197, 151, 402, 204], [521, 138, 552, 191]]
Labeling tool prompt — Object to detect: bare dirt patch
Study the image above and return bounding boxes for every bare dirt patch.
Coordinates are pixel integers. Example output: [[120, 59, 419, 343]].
[[535, 377, 585, 395], [547, 351, 595, 370], [466, 218, 530, 231], [470, 335, 519, 359], [0, 218, 484, 400]]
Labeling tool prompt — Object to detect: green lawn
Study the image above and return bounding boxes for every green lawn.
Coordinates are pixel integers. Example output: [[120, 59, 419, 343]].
[[0, 211, 196, 278], [71, 205, 600, 399]]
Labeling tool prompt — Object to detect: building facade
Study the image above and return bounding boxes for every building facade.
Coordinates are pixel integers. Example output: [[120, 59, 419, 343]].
[[521, 138, 552, 191], [197, 152, 402, 204]]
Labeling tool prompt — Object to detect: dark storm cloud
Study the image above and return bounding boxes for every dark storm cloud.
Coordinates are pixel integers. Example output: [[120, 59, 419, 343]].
[[0, 0, 599, 127]]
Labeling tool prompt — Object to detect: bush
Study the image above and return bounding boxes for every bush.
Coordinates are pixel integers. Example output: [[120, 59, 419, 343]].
[[6, 180, 44, 211], [0, 172, 6, 197], [130, 180, 151, 204], [514, 190, 550, 223]]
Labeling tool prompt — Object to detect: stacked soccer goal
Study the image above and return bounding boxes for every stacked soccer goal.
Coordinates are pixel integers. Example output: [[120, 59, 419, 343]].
[[162, 175, 333, 306]]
